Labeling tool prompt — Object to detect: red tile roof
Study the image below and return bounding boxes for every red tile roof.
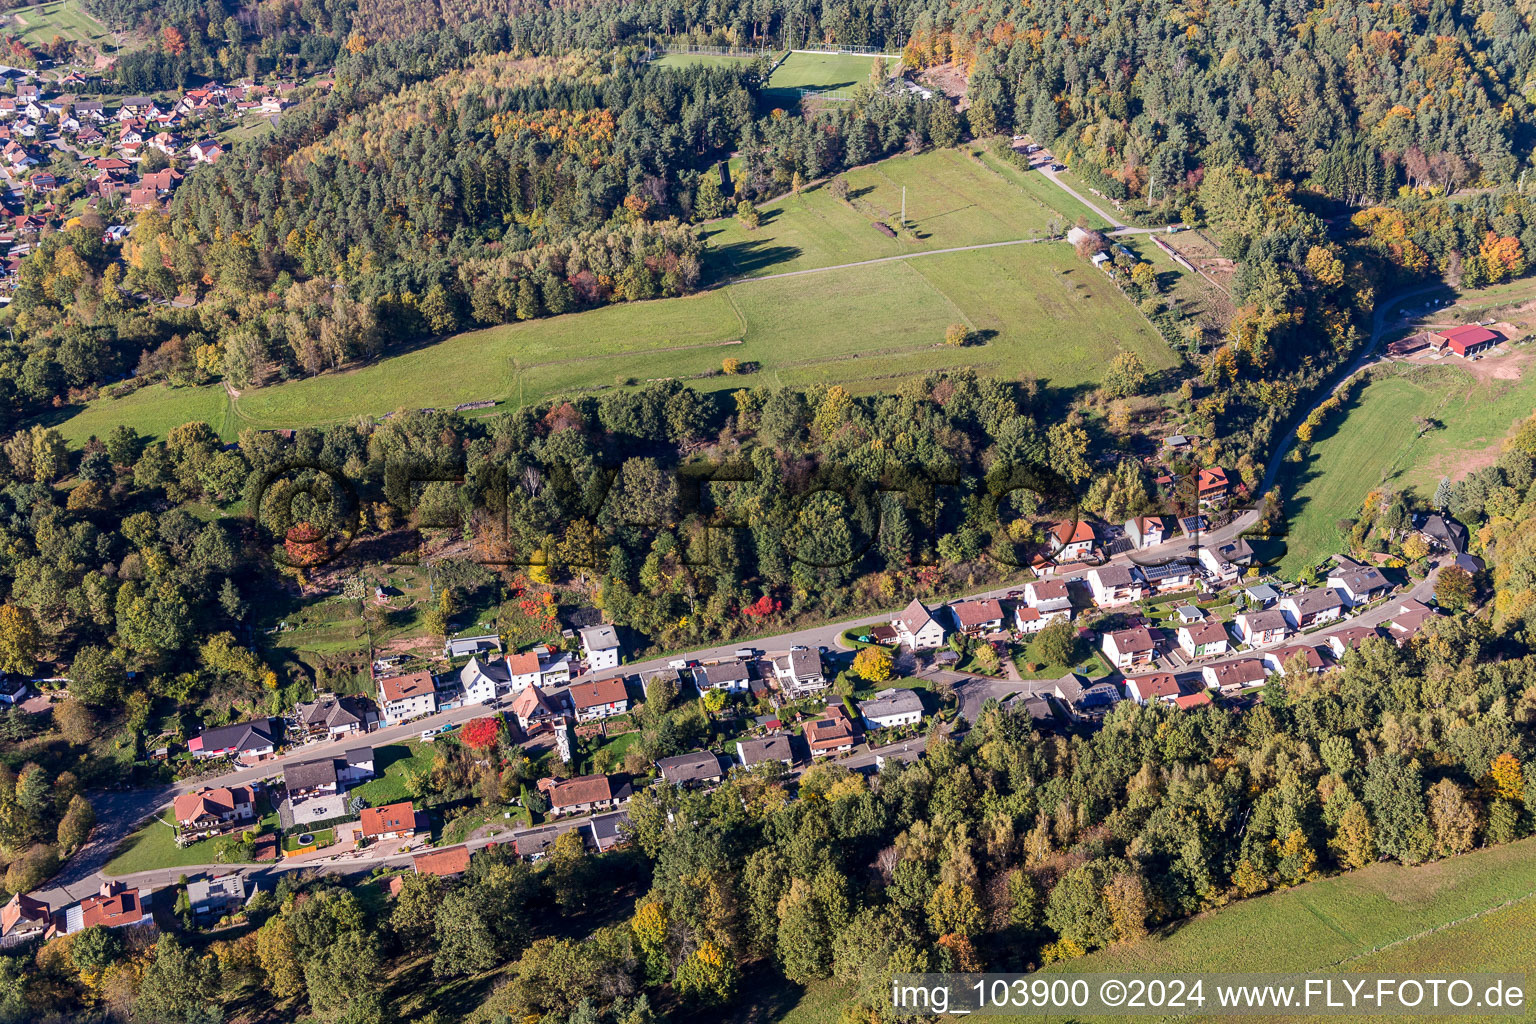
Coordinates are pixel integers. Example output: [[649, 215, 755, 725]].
[[379, 671, 433, 703], [412, 847, 471, 877], [540, 774, 615, 809], [567, 676, 627, 710], [360, 801, 416, 838], [80, 883, 143, 929]]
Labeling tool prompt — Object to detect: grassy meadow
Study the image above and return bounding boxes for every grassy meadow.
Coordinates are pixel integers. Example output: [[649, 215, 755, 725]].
[[4, 0, 118, 50], [746, 836, 1536, 1024], [1275, 358, 1536, 574], [55, 146, 1188, 444]]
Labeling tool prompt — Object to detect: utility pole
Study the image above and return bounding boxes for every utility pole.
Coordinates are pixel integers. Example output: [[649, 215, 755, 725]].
[[901, 186, 906, 230]]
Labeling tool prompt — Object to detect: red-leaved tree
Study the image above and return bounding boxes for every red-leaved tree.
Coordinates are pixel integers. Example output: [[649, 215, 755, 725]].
[[461, 716, 501, 751]]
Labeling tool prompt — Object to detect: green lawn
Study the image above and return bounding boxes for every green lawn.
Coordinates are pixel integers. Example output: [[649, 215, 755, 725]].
[[4, 0, 120, 51], [706, 147, 1075, 279], [283, 826, 335, 852], [1276, 360, 1536, 574], [54, 147, 1176, 443], [104, 812, 260, 875], [756, 836, 1536, 1023], [352, 743, 436, 805], [765, 51, 877, 93]]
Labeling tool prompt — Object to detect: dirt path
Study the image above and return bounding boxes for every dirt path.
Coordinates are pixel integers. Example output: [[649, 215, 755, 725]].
[[1259, 283, 1451, 498], [726, 234, 1048, 284]]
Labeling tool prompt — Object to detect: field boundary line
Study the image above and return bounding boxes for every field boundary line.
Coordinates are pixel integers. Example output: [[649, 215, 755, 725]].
[[724, 235, 1046, 284], [1331, 885, 1536, 967]]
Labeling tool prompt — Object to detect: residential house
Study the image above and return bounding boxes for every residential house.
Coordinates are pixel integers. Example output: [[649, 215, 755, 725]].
[[503, 647, 571, 691], [339, 747, 374, 785], [116, 97, 155, 119], [1124, 672, 1182, 705], [1197, 467, 1231, 505], [359, 801, 417, 842], [27, 171, 54, 192], [1086, 566, 1140, 607], [140, 167, 184, 193], [73, 99, 104, 121], [282, 758, 348, 827], [1177, 619, 1230, 658], [587, 810, 631, 852], [1262, 645, 1327, 676], [0, 893, 49, 948], [513, 821, 588, 860], [60, 882, 148, 935], [1233, 609, 1290, 646], [1101, 626, 1158, 670], [1124, 516, 1171, 549], [1327, 559, 1391, 607], [171, 785, 256, 841], [0, 680, 25, 705], [859, 687, 924, 729], [805, 705, 857, 756], [1022, 579, 1073, 613], [186, 875, 247, 918], [1003, 691, 1057, 724], [539, 774, 630, 817], [188, 718, 278, 764], [458, 657, 502, 705], [1014, 605, 1068, 634], [1326, 625, 1384, 658], [693, 659, 752, 694], [412, 847, 471, 879], [1428, 325, 1502, 358], [567, 676, 630, 721], [578, 624, 621, 672], [1043, 519, 1097, 563], [950, 599, 1004, 636], [291, 693, 370, 742], [1420, 514, 1469, 554], [444, 633, 501, 659], [147, 130, 178, 155], [283, 759, 339, 802], [892, 598, 945, 649], [1386, 599, 1437, 643], [737, 734, 796, 769], [1202, 658, 1268, 693], [1244, 583, 1279, 607], [189, 139, 224, 163], [509, 684, 563, 732], [1279, 588, 1344, 630], [1175, 691, 1213, 710], [1198, 538, 1254, 582], [771, 648, 827, 698], [14, 84, 36, 101], [656, 750, 725, 788], [1140, 559, 1196, 593], [377, 671, 437, 724]]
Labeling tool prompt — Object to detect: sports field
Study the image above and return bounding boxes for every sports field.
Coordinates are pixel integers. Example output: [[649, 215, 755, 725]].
[[4, 0, 117, 50], [751, 836, 1536, 1024], [765, 51, 879, 93], [1275, 357, 1536, 574], [54, 146, 1185, 443]]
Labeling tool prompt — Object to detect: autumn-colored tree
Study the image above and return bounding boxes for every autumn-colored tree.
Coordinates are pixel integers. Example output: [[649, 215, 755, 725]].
[[852, 645, 893, 683], [1435, 565, 1475, 609], [944, 322, 969, 346], [0, 604, 39, 675], [161, 26, 186, 55], [460, 716, 500, 752], [1488, 753, 1525, 801]]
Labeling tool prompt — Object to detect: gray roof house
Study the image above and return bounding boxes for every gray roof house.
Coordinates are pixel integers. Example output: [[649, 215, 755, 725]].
[[772, 648, 827, 698], [186, 874, 248, 917], [858, 688, 924, 729], [656, 750, 726, 787], [737, 734, 796, 768]]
